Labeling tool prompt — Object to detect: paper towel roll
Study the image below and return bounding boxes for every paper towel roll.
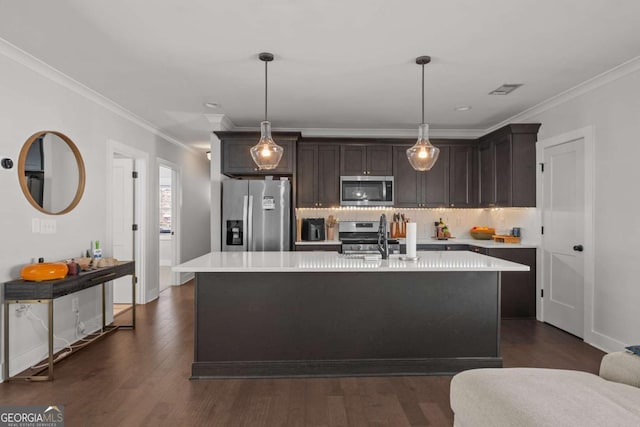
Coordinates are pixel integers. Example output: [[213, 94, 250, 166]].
[[406, 222, 417, 258]]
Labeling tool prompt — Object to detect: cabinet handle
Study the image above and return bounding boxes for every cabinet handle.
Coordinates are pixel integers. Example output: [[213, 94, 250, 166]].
[[318, 203, 322, 207], [450, 203, 455, 207]]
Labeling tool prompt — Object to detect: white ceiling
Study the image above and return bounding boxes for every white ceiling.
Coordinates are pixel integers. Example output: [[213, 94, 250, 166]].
[[2, 0, 640, 149]]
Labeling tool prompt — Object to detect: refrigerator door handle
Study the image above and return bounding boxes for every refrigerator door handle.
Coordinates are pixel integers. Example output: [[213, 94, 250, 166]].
[[247, 195, 254, 250], [242, 195, 249, 250]]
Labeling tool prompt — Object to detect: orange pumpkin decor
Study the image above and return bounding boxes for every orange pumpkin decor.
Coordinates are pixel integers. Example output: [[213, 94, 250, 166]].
[[20, 262, 69, 281]]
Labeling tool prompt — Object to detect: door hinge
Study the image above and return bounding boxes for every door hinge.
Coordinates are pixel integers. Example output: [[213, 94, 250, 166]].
[[132, 224, 138, 231], [541, 226, 544, 235], [541, 289, 544, 298], [540, 163, 544, 172], [132, 171, 139, 179]]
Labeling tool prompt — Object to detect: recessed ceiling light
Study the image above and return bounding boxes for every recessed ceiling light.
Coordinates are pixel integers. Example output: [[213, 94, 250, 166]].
[[454, 105, 472, 112], [204, 102, 220, 109], [489, 84, 523, 95]]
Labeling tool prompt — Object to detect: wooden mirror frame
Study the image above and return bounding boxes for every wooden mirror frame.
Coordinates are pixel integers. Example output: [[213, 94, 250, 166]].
[[17, 130, 86, 215]]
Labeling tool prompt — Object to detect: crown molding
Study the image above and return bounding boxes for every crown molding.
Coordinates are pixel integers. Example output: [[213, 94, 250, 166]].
[[485, 54, 640, 134], [205, 113, 235, 131], [0, 37, 196, 154], [232, 126, 483, 139]]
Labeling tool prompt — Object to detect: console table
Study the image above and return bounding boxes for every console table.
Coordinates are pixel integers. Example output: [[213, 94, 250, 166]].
[[3, 261, 135, 381]]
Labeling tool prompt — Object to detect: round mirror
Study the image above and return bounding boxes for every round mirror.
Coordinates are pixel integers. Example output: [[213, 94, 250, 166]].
[[17, 131, 86, 215]]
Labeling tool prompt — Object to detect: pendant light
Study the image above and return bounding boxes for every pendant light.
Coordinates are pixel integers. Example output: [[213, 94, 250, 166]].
[[250, 52, 284, 170], [406, 55, 440, 171]]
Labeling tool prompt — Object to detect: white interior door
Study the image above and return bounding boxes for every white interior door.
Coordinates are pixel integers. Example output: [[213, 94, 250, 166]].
[[542, 138, 585, 337], [112, 157, 134, 303]]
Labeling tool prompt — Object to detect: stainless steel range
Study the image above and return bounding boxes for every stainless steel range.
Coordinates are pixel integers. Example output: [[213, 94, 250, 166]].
[[339, 220, 400, 255]]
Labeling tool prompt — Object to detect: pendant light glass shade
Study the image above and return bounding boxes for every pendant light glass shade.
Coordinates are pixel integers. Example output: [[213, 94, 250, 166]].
[[250, 121, 283, 170], [407, 55, 439, 171], [406, 123, 440, 171], [251, 52, 283, 170]]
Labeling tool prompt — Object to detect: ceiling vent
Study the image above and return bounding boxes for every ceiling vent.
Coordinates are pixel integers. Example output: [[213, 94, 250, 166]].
[[489, 84, 523, 95]]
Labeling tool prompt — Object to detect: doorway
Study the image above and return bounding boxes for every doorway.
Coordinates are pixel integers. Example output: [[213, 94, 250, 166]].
[[107, 141, 148, 321], [112, 155, 135, 312], [158, 161, 181, 292], [537, 126, 595, 340]]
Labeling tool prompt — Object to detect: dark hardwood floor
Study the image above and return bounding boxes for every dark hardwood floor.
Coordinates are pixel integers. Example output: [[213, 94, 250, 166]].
[[0, 281, 604, 427]]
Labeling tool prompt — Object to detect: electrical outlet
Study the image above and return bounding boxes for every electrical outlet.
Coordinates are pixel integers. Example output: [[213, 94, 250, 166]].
[[72, 297, 79, 313]]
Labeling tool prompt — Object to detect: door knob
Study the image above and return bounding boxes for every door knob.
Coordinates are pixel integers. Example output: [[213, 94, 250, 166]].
[[573, 245, 584, 252]]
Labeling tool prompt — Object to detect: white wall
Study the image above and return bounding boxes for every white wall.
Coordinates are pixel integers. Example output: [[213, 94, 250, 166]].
[[0, 41, 210, 379], [526, 66, 640, 351]]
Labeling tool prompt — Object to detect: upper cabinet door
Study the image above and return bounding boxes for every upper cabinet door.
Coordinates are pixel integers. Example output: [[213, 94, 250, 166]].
[[449, 145, 475, 208], [494, 134, 513, 206], [296, 144, 318, 208], [478, 140, 496, 207], [392, 145, 421, 207], [339, 144, 392, 176], [340, 145, 367, 176], [366, 145, 393, 176], [316, 145, 340, 208], [423, 145, 449, 207], [218, 132, 300, 177]]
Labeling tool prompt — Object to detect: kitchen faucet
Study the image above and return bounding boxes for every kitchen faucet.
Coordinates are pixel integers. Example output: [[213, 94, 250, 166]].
[[377, 213, 389, 259]]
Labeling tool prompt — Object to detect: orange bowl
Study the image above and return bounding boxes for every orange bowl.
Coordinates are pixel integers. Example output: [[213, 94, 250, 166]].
[[20, 263, 69, 281], [470, 227, 496, 240]]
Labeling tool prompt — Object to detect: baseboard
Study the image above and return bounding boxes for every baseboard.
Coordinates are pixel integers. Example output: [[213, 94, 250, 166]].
[[586, 329, 628, 353], [191, 357, 503, 379], [179, 272, 194, 285]]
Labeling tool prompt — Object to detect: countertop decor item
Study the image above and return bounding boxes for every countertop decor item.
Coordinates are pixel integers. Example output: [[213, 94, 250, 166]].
[[406, 55, 440, 171], [250, 52, 284, 170], [470, 227, 496, 240], [20, 262, 69, 281], [492, 235, 521, 244]]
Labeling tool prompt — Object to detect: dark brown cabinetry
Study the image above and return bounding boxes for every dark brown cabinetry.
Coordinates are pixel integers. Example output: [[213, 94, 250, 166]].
[[215, 131, 301, 177], [340, 144, 392, 176], [296, 143, 340, 208], [478, 124, 541, 207], [294, 243, 342, 252], [470, 246, 536, 318], [449, 145, 475, 207], [393, 142, 473, 208]]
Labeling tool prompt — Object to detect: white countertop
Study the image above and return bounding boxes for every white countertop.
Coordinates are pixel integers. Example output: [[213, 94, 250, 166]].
[[173, 251, 529, 273]]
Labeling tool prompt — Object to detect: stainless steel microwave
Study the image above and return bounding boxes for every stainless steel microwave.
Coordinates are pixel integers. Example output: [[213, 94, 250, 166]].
[[340, 176, 394, 206]]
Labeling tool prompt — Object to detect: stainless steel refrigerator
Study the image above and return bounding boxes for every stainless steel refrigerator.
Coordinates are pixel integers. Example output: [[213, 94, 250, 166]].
[[222, 179, 291, 251]]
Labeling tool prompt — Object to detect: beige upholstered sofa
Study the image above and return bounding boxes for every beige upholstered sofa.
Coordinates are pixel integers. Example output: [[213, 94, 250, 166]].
[[450, 351, 640, 426]]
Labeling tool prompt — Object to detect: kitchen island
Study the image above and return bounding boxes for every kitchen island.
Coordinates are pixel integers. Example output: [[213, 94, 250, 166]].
[[174, 251, 528, 378]]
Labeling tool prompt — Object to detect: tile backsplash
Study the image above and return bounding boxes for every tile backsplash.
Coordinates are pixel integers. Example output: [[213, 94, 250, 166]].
[[296, 208, 539, 244]]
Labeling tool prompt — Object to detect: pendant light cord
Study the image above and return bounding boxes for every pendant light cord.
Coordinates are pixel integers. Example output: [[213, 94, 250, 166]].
[[264, 60, 268, 122], [421, 62, 425, 124]]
